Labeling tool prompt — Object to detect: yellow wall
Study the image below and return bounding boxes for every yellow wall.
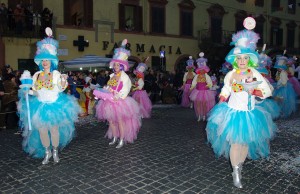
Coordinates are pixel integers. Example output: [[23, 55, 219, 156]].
[[4, 0, 300, 70]]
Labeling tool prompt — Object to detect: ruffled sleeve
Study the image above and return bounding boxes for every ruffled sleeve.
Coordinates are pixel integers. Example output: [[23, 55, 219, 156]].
[[219, 70, 233, 99], [183, 73, 187, 83], [115, 71, 132, 99], [279, 71, 288, 86], [31, 71, 42, 91], [205, 73, 213, 88], [136, 78, 144, 90], [190, 74, 198, 90], [53, 70, 68, 92]]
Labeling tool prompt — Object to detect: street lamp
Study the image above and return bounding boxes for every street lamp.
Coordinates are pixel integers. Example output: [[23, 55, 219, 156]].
[[160, 50, 165, 71]]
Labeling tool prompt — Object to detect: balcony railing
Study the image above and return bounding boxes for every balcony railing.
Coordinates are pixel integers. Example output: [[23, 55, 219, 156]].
[[0, 14, 54, 39], [198, 29, 235, 46]]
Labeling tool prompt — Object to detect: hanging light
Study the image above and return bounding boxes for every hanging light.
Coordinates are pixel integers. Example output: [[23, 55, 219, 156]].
[[80, 67, 83, 70]]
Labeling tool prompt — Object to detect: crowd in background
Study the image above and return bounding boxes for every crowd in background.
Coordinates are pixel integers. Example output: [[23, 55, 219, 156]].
[[0, 2, 53, 37]]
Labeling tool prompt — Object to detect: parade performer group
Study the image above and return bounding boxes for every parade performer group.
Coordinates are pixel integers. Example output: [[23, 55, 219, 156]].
[[255, 48, 280, 120], [14, 18, 299, 191], [189, 52, 216, 121], [273, 54, 297, 118], [18, 28, 82, 164], [181, 56, 196, 108], [131, 58, 152, 118], [287, 56, 300, 96], [206, 17, 277, 188], [93, 39, 142, 149]]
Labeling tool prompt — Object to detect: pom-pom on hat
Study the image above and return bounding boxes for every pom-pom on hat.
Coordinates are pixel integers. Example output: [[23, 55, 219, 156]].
[[109, 39, 131, 71], [196, 52, 210, 73], [186, 56, 195, 70], [274, 55, 288, 70], [34, 27, 59, 71], [225, 17, 260, 65]]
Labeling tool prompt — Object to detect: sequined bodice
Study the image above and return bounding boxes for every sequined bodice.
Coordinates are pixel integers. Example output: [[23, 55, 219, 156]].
[[34, 72, 54, 90]]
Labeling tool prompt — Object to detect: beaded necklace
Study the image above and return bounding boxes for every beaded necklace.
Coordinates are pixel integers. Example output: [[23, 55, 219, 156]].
[[236, 69, 251, 75]]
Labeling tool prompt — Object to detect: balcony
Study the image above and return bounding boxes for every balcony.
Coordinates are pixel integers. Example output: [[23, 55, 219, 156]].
[[0, 14, 54, 39], [198, 29, 234, 47]]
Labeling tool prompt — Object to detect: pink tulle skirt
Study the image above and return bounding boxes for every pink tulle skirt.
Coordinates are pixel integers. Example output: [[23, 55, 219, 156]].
[[181, 84, 192, 107], [132, 90, 152, 118], [190, 89, 216, 118], [289, 77, 300, 96], [95, 97, 142, 143]]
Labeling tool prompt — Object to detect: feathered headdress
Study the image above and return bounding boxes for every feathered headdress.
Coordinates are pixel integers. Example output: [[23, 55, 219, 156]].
[[196, 52, 210, 73], [287, 56, 297, 66], [186, 56, 195, 70], [257, 53, 272, 74], [134, 57, 148, 78], [225, 17, 260, 65], [34, 27, 59, 71], [274, 55, 288, 70], [109, 39, 131, 71], [219, 61, 233, 74]]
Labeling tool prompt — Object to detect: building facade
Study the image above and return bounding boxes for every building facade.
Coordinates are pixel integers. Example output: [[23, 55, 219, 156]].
[[1, 0, 300, 73]]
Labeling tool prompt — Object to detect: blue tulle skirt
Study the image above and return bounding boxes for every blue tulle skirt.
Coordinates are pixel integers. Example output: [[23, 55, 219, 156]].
[[18, 89, 82, 158], [273, 82, 297, 118], [206, 102, 277, 160], [255, 98, 280, 120]]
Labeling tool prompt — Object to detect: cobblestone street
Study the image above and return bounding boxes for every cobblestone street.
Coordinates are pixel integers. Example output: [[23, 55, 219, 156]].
[[0, 105, 299, 194]]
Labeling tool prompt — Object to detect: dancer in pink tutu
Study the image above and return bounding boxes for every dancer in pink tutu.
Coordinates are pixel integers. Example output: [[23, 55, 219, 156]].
[[93, 39, 141, 148], [189, 52, 216, 121], [287, 56, 300, 96], [132, 58, 152, 118], [181, 56, 196, 108]]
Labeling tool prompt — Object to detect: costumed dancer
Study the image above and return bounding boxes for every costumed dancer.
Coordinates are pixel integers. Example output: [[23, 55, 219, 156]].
[[287, 56, 300, 96], [132, 58, 152, 118], [181, 56, 196, 108], [93, 39, 141, 149], [189, 52, 215, 121], [255, 48, 280, 120], [273, 54, 297, 118], [82, 76, 97, 115], [18, 28, 82, 164], [206, 17, 277, 188], [218, 61, 233, 97]]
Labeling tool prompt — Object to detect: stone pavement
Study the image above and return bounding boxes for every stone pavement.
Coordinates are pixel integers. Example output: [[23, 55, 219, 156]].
[[0, 105, 299, 194]]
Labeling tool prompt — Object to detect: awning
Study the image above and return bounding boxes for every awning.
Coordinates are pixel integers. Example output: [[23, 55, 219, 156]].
[[61, 55, 135, 70]]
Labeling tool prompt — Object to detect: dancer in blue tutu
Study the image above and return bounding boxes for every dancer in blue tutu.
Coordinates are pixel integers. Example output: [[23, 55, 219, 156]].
[[273, 55, 297, 118], [255, 49, 280, 120], [206, 17, 277, 189], [18, 28, 82, 164]]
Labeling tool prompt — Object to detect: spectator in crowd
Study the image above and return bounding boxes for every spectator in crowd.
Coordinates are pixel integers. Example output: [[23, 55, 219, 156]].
[[40, 7, 52, 36], [7, 7, 15, 31], [2, 64, 14, 81], [0, 3, 8, 33], [0, 73, 6, 130], [14, 4, 24, 35], [33, 11, 41, 34], [96, 70, 109, 87], [2, 73, 19, 130]]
